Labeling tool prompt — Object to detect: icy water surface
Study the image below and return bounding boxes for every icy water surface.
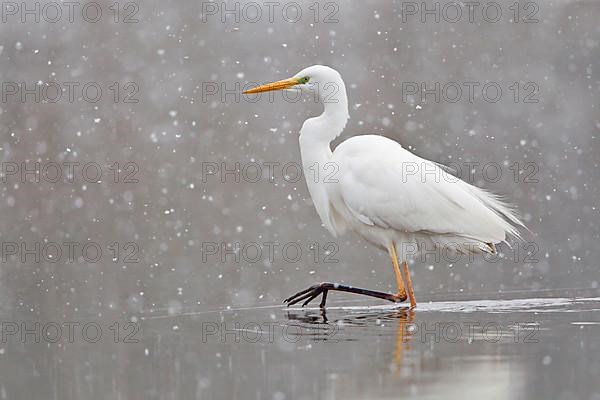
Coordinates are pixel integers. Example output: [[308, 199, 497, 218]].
[[1, 295, 599, 399]]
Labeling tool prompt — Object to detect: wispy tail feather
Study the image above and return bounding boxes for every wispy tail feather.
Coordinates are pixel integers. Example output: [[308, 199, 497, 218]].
[[463, 183, 526, 242]]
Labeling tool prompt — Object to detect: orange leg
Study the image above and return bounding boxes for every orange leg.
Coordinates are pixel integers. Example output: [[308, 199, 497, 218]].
[[401, 261, 417, 308], [389, 244, 407, 302]]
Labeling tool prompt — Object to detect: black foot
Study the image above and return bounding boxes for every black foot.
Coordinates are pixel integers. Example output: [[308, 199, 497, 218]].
[[283, 282, 401, 308]]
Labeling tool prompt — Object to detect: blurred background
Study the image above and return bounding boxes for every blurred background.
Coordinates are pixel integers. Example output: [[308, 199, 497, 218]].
[[1, 0, 599, 399]]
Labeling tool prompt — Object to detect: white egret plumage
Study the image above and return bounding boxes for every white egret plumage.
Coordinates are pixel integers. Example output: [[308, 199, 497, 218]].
[[244, 65, 524, 308]]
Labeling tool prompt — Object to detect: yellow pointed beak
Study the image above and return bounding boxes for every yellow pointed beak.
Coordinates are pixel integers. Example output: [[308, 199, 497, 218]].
[[243, 78, 300, 94]]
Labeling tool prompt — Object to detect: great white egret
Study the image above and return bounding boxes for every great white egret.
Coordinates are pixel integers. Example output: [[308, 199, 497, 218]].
[[244, 65, 524, 308]]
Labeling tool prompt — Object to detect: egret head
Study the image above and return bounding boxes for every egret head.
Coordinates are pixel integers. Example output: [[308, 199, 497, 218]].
[[243, 65, 346, 105]]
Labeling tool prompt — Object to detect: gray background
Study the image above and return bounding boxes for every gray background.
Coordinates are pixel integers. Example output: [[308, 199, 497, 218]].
[[0, 0, 599, 318]]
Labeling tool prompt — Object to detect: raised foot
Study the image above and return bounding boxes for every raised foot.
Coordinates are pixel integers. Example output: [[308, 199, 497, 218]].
[[283, 283, 333, 308], [283, 282, 404, 308]]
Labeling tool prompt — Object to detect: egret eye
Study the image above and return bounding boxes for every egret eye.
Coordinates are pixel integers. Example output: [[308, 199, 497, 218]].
[[300, 76, 310, 84]]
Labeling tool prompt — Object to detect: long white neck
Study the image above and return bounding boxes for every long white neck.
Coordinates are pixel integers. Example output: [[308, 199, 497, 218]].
[[298, 78, 349, 150], [298, 74, 349, 235]]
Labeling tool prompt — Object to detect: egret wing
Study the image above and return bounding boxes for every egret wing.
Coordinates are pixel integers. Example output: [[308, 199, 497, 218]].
[[330, 135, 522, 243]]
